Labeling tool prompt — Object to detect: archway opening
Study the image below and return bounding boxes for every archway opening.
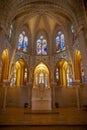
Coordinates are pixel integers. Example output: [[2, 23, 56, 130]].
[[33, 62, 50, 88], [74, 50, 82, 82], [1, 49, 10, 82], [56, 59, 70, 86], [10, 58, 28, 87]]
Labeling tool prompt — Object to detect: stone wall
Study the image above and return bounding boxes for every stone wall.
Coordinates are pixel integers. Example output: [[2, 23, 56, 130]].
[[0, 84, 87, 110], [52, 85, 87, 108], [6, 86, 31, 108]]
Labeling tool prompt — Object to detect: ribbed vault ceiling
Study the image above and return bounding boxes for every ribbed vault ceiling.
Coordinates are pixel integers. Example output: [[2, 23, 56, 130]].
[[0, 0, 85, 35]]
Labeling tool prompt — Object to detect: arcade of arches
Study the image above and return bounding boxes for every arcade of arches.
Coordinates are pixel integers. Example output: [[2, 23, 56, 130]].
[[0, 0, 87, 110]]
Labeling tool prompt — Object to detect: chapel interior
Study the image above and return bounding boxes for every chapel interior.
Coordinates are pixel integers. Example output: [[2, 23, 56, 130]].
[[0, 0, 87, 129]]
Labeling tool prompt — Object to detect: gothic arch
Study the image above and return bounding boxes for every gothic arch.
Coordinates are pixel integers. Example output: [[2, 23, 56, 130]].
[[56, 58, 73, 86], [10, 58, 29, 87], [1, 48, 10, 82], [33, 62, 50, 88], [74, 49, 82, 82], [7, 1, 78, 28]]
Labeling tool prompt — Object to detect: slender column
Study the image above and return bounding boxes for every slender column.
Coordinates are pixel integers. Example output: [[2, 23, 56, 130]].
[[78, 29, 87, 81], [76, 86, 80, 110], [27, 82, 32, 108], [3, 87, 7, 110], [2, 81, 9, 111], [73, 80, 80, 110], [51, 82, 56, 109]]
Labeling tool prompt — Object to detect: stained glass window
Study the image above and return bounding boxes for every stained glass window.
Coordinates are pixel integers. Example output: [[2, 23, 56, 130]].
[[36, 36, 47, 55], [56, 68, 59, 81], [71, 25, 75, 45], [81, 63, 86, 82], [35, 74, 38, 86], [39, 73, 44, 84], [56, 31, 65, 53], [9, 24, 13, 40], [24, 68, 28, 84], [67, 69, 72, 86], [18, 31, 28, 52], [45, 73, 48, 87], [10, 68, 16, 86]]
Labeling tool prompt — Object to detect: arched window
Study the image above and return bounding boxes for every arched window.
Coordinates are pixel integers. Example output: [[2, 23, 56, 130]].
[[33, 62, 50, 88], [71, 25, 75, 45], [9, 24, 13, 40], [67, 68, 72, 86], [56, 31, 65, 53], [81, 62, 86, 83], [56, 68, 59, 81], [18, 31, 28, 52], [36, 36, 47, 55], [24, 68, 28, 84]]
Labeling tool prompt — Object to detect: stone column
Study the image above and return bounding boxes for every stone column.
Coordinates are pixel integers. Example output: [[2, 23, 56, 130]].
[[51, 82, 56, 109], [2, 87, 7, 110], [78, 29, 87, 81], [2, 80, 9, 111], [28, 82, 32, 108], [73, 80, 80, 110]]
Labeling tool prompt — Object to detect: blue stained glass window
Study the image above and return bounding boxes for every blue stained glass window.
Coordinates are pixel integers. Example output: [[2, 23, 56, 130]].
[[36, 36, 47, 55], [18, 31, 28, 52], [56, 32, 65, 53]]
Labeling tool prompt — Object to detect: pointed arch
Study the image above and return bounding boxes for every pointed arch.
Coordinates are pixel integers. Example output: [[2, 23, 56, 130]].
[[33, 62, 50, 88], [56, 59, 72, 86], [74, 49, 82, 82], [1, 49, 10, 82], [10, 58, 28, 87]]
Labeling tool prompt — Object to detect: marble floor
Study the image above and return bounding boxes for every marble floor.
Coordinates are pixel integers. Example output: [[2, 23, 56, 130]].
[[0, 107, 87, 126]]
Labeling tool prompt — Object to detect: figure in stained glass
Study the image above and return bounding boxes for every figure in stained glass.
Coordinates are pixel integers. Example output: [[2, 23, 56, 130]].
[[56, 31, 65, 53], [36, 36, 47, 55], [18, 31, 28, 52]]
